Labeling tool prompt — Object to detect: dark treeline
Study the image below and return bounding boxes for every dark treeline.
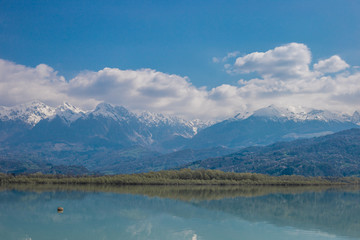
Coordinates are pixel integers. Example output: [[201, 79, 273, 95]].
[[1, 169, 360, 186]]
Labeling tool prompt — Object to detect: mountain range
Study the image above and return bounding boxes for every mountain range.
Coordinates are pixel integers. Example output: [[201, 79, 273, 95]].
[[0, 101, 359, 175], [185, 128, 360, 177], [188, 105, 360, 149], [0, 100, 208, 151]]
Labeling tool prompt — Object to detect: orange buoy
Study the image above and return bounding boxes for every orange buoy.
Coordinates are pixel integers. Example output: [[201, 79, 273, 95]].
[[57, 207, 64, 213]]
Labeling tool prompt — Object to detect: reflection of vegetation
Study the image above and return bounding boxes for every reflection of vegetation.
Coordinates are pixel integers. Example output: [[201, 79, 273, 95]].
[[1, 169, 360, 186], [193, 189, 360, 239], [1, 183, 359, 201]]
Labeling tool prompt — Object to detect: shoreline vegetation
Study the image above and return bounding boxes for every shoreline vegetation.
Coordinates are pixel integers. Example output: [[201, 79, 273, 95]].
[[1, 169, 360, 186]]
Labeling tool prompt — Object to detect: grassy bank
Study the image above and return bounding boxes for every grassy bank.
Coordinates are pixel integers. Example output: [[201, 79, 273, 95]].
[[1, 169, 360, 186]]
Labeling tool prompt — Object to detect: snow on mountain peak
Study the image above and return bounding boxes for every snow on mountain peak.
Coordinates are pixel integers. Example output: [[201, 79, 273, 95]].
[[138, 111, 186, 126], [0, 101, 88, 125], [91, 103, 134, 121], [251, 105, 305, 120], [253, 105, 283, 117], [240, 105, 355, 123], [352, 111, 360, 125], [53, 102, 86, 123], [57, 102, 84, 113], [137, 111, 211, 136], [0, 100, 56, 125], [305, 109, 347, 122], [1, 101, 359, 130]]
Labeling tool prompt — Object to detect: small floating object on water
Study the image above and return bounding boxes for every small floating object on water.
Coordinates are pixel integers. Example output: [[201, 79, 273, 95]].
[[57, 207, 64, 213]]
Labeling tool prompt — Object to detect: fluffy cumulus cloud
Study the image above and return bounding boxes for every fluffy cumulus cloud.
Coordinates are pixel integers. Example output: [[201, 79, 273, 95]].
[[0, 59, 69, 106], [313, 55, 349, 73], [227, 43, 359, 114], [67, 68, 249, 119], [0, 42, 359, 120], [0, 59, 246, 120], [232, 43, 316, 79]]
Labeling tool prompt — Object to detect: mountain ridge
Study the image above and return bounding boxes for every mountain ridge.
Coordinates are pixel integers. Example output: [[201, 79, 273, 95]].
[[188, 105, 360, 149], [1, 101, 360, 175], [184, 128, 360, 177]]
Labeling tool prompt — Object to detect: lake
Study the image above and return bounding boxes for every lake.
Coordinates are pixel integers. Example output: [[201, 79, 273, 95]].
[[0, 185, 359, 240]]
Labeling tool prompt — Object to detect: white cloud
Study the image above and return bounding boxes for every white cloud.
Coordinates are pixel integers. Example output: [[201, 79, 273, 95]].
[[0, 43, 359, 120], [0, 59, 246, 120], [226, 43, 360, 114], [313, 55, 349, 73], [222, 51, 241, 62], [233, 43, 316, 80], [213, 51, 240, 64], [212, 57, 220, 63], [0, 59, 69, 106]]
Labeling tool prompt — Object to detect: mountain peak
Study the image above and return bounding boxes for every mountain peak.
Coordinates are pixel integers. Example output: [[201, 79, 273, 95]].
[[252, 105, 283, 118], [138, 111, 184, 125], [57, 102, 84, 113], [0, 100, 55, 125], [306, 109, 349, 122], [26, 99, 46, 106], [352, 111, 360, 124], [246, 105, 353, 123], [91, 102, 133, 121], [250, 105, 306, 120], [94, 102, 114, 112], [53, 102, 85, 123]]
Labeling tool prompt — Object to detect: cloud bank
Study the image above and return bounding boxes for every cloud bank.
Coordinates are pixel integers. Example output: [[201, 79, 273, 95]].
[[0, 43, 359, 120]]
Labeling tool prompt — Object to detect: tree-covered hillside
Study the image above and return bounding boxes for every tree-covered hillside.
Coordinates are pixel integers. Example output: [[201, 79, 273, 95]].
[[185, 128, 360, 177]]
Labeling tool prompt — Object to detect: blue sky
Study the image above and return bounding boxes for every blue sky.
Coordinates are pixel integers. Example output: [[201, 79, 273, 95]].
[[0, 0, 360, 120]]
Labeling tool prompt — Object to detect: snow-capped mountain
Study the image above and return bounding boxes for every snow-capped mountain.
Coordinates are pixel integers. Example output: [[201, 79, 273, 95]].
[[0, 101, 209, 152], [188, 105, 360, 149], [137, 111, 212, 137], [0, 100, 207, 130], [52, 102, 85, 124], [244, 105, 357, 123], [351, 111, 360, 125], [138, 111, 190, 127], [0, 100, 55, 126], [0, 101, 86, 126], [89, 103, 136, 122], [1, 101, 360, 175]]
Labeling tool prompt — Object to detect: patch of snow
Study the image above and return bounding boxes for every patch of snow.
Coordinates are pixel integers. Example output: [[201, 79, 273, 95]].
[[137, 111, 212, 136], [138, 111, 188, 127], [53, 102, 86, 123], [0, 100, 56, 125], [351, 111, 360, 124], [248, 105, 353, 122], [90, 103, 134, 122]]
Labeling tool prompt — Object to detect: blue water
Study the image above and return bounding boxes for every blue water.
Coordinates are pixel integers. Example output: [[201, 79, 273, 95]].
[[0, 186, 359, 240]]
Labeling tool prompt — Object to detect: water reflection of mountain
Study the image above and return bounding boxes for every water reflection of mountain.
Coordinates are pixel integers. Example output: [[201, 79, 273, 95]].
[[191, 189, 360, 239], [1, 185, 359, 239]]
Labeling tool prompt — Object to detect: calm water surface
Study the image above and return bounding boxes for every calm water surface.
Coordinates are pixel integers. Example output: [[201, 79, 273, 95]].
[[0, 185, 359, 240]]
